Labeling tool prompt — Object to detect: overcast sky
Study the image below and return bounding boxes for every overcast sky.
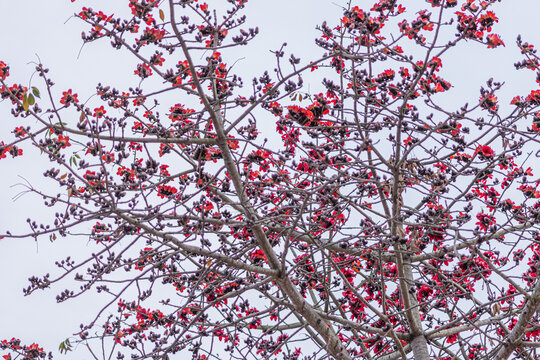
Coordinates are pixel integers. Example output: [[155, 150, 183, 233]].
[[1, 1, 540, 358]]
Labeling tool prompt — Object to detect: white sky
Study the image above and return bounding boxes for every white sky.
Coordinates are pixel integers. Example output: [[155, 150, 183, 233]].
[[1, 0, 540, 358]]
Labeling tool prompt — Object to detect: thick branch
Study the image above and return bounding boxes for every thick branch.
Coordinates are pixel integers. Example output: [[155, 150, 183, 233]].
[[493, 280, 540, 360]]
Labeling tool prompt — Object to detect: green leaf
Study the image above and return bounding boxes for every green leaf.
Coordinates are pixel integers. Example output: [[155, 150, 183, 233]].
[[28, 93, 35, 105], [32, 86, 40, 98], [58, 338, 72, 354]]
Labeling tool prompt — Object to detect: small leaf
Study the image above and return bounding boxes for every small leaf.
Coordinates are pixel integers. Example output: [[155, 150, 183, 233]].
[[58, 338, 72, 354], [32, 86, 40, 98], [60, 173, 67, 179], [159, 9, 165, 21], [28, 93, 35, 105], [22, 93, 29, 111], [298, 94, 303, 102]]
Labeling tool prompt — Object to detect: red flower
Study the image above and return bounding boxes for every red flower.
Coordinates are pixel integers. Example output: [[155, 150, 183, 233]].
[[57, 134, 71, 148], [435, 80, 451, 92], [479, 94, 498, 111], [14, 127, 27, 138], [0, 61, 9, 80], [526, 90, 540, 105], [486, 34, 504, 48], [60, 89, 79, 107], [403, 136, 413, 146], [248, 318, 261, 329], [428, 57, 442, 71], [377, 69, 395, 82], [417, 285, 434, 301], [159, 164, 170, 176], [133, 96, 146, 106], [150, 53, 165, 66], [102, 152, 114, 163], [227, 137, 239, 150], [476, 145, 494, 159], [249, 249, 266, 264], [447, 333, 458, 344], [269, 102, 283, 116], [3, 84, 27, 104], [287, 105, 314, 126], [83, 170, 101, 186], [157, 184, 177, 198], [518, 185, 540, 199], [144, 14, 155, 26], [0, 143, 23, 159], [129, 142, 142, 151], [134, 63, 152, 78], [476, 213, 495, 231], [143, 27, 165, 42], [169, 103, 195, 122], [510, 96, 523, 106], [117, 167, 135, 180], [158, 143, 172, 157], [262, 83, 274, 94], [478, 11, 498, 32], [93, 106, 106, 118], [533, 113, 540, 132]]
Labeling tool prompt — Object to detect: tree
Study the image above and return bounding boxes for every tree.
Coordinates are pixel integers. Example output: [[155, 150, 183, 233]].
[[2, 0, 540, 359]]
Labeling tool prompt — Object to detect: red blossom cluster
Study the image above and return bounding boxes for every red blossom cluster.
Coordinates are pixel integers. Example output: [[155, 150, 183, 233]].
[[3, 1, 540, 360]]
